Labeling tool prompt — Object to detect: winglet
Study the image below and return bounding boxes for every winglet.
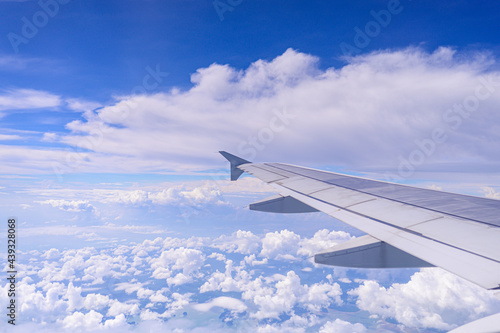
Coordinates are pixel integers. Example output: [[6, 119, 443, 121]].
[[219, 151, 250, 181]]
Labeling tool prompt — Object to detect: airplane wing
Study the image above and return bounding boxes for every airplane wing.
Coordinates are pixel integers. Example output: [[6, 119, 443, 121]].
[[219, 151, 500, 292]]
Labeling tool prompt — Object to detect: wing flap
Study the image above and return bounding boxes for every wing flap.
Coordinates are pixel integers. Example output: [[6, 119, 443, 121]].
[[408, 216, 500, 262], [249, 194, 319, 213], [315, 235, 434, 268]]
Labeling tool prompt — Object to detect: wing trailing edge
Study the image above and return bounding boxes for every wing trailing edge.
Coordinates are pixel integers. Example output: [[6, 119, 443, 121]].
[[250, 194, 319, 213], [315, 235, 434, 268]]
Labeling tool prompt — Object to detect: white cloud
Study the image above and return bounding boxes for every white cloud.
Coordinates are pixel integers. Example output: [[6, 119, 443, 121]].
[[0, 88, 61, 112], [42, 248, 61, 260], [94, 183, 226, 207], [193, 296, 247, 313], [36, 48, 500, 176], [5, 47, 500, 177], [42, 132, 59, 142], [319, 319, 367, 333], [250, 271, 342, 320], [83, 293, 111, 310], [0, 133, 21, 140], [349, 267, 500, 330], [22, 224, 166, 243], [150, 247, 205, 280], [208, 252, 226, 261], [65, 98, 102, 113], [8, 229, 499, 332], [158, 292, 192, 318], [114, 281, 149, 295], [213, 230, 261, 254], [37, 199, 96, 213], [297, 229, 353, 257], [106, 300, 140, 317], [243, 254, 268, 266], [482, 186, 500, 199], [61, 310, 103, 330], [64, 282, 84, 311], [149, 289, 170, 303], [215, 229, 354, 262], [260, 229, 301, 260], [103, 313, 127, 329], [167, 272, 192, 286]]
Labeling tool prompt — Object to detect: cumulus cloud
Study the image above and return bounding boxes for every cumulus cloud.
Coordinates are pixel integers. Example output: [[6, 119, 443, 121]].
[[41, 48, 500, 175], [4, 47, 497, 176], [213, 228, 353, 261], [193, 296, 247, 313], [212, 230, 261, 254], [7, 230, 497, 332], [150, 247, 205, 283], [260, 229, 301, 260], [297, 229, 353, 257], [95, 183, 226, 207], [349, 267, 500, 330], [61, 310, 103, 330], [249, 271, 342, 320], [319, 319, 367, 333], [37, 199, 97, 213]]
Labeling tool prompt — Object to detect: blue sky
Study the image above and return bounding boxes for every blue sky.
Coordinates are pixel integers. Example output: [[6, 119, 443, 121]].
[[1, 0, 500, 332]]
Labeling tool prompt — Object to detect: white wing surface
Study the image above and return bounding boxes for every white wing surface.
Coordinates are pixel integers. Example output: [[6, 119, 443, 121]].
[[220, 151, 500, 291]]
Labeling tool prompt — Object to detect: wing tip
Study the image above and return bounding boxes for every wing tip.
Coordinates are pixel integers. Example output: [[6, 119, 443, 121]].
[[219, 151, 251, 181]]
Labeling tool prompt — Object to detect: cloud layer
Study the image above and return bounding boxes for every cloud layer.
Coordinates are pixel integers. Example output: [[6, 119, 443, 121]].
[[3, 229, 499, 332], [1, 47, 499, 178]]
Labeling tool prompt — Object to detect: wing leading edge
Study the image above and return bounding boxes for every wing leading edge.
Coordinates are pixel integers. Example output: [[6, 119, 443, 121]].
[[219, 151, 500, 291]]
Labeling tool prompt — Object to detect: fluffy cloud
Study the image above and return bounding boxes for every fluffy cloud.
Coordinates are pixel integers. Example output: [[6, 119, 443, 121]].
[[213, 230, 262, 254], [37, 199, 96, 213], [61, 310, 103, 330], [349, 268, 500, 330], [297, 229, 354, 257], [193, 296, 247, 313], [213, 228, 353, 262], [80, 183, 226, 207], [260, 229, 301, 260], [250, 271, 342, 320], [7, 230, 497, 332], [3, 47, 497, 177], [150, 247, 205, 283], [319, 319, 367, 333]]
